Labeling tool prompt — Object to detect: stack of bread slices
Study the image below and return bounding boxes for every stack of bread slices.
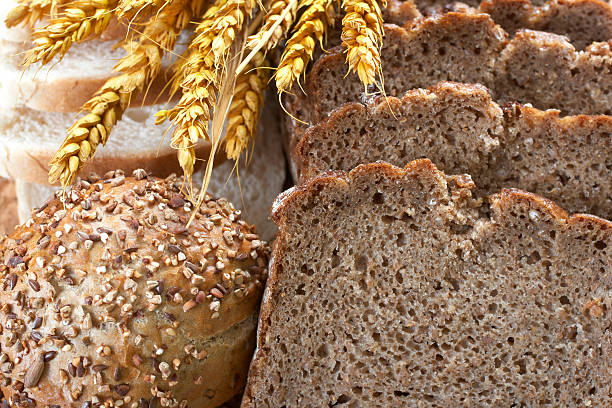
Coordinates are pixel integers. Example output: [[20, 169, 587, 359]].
[[242, 0, 611, 406], [0, 1, 286, 240]]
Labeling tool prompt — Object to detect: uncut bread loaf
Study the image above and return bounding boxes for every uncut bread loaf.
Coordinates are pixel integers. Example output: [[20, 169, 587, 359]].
[[243, 160, 611, 407], [296, 81, 612, 219], [0, 169, 270, 408], [283, 11, 612, 175]]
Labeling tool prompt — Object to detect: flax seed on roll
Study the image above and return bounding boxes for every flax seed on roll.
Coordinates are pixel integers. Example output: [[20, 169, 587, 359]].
[[0, 169, 269, 408]]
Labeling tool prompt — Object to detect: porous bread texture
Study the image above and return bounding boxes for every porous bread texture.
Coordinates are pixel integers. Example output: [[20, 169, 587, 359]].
[[429, 0, 612, 50], [494, 30, 612, 115], [243, 160, 612, 407], [283, 11, 612, 178], [296, 81, 612, 219], [479, 0, 612, 49], [0, 169, 270, 408], [12, 99, 287, 241], [0, 103, 212, 184], [413, 0, 558, 12]]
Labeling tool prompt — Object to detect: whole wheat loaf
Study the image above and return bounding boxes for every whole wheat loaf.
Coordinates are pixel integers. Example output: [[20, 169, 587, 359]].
[[296, 81, 612, 219], [243, 159, 611, 407]]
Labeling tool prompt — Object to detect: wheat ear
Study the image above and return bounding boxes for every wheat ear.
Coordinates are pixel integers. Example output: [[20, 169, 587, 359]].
[[341, 0, 384, 88], [23, 0, 119, 67], [247, 0, 297, 51], [158, 0, 257, 183], [115, 0, 167, 19], [48, 0, 193, 187], [226, 51, 268, 161], [5, 0, 67, 27], [274, 0, 335, 94]]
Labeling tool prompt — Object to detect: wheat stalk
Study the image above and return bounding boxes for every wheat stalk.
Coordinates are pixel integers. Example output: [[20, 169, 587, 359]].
[[23, 0, 119, 66], [247, 0, 297, 52], [5, 0, 68, 27], [341, 0, 384, 88], [48, 0, 194, 187], [226, 51, 268, 161], [158, 0, 257, 184], [274, 0, 335, 94]]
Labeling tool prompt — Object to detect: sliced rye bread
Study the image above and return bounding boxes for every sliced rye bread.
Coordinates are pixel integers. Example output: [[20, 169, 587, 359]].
[[479, 0, 612, 49], [295, 81, 612, 219], [283, 12, 612, 178], [437, 0, 612, 50], [282, 12, 506, 176], [414, 0, 552, 12], [242, 159, 612, 407]]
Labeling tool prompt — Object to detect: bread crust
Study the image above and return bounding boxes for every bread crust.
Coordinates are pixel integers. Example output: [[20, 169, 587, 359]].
[[242, 159, 612, 406], [0, 170, 269, 407]]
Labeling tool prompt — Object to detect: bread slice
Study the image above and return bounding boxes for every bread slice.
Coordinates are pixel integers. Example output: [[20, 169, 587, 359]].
[[11, 97, 286, 241], [282, 12, 507, 177], [433, 0, 612, 50], [283, 11, 612, 177], [479, 0, 612, 49], [243, 159, 611, 407], [296, 81, 612, 219], [0, 102, 210, 184], [0, 2, 180, 112]]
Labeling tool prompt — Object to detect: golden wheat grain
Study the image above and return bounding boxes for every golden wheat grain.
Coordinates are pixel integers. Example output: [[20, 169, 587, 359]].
[[116, 0, 165, 19], [226, 51, 268, 160], [23, 0, 118, 66], [156, 1, 225, 180], [247, 0, 297, 51], [341, 0, 384, 87], [5, 0, 67, 27], [209, 0, 257, 63], [275, 0, 335, 94], [49, 0, 194, 186], [159, 0, 259, 181]]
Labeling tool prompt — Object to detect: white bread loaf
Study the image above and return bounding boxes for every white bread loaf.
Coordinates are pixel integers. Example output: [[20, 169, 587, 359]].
[[11, 99, 286, 241], [0, 1, 180, 112]]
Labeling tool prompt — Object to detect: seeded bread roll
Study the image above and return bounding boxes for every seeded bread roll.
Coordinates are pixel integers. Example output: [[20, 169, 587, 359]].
[[0, 169, 269, 408]]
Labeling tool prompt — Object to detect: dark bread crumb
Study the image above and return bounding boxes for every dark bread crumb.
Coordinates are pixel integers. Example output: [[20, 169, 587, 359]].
[[243, 160, 611, 407]]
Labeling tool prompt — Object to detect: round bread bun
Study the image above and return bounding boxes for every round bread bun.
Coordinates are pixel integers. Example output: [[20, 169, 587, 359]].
[[0, 169, 269, 408]]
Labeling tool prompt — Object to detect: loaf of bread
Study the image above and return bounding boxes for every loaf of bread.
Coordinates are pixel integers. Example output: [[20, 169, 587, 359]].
[[0, 169, 269, 407], [284, 11, 612, 173], [296, 81, 612, 219], [243, 159, 611, 407]]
